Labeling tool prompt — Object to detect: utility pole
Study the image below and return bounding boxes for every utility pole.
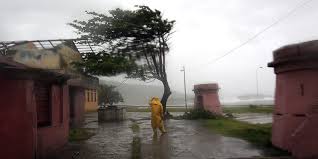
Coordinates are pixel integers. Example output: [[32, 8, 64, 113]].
[[180, 66, 188, 112]]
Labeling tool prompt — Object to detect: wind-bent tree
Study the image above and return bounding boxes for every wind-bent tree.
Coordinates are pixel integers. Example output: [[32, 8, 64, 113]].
[[70, 6, 175, 113], [98, 84, 124, 106]]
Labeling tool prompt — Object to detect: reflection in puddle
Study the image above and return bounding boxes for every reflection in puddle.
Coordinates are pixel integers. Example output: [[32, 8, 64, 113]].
[[131, 136, 141, 159], [151, 133, 170, 159], [131, 121, 141, 159], [59, 112, 263, 159]]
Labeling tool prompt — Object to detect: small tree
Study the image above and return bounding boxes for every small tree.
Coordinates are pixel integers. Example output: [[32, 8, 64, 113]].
[[70, 6, 175, 113], [98, 84, 124, 106]]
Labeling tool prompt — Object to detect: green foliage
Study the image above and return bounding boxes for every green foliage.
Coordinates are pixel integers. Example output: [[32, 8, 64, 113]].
[[98, 84, 124, 106], [249, 104, 258, 109], [69, 128, 95, 142], [73, 52, 137, 76], [205, 119, 271, 146], [70, 6, 175, 81], [71, 6, 176, 109], [98, 84, 123, 106], [204, 119, 290, 156], [181, 109, 220, 120]]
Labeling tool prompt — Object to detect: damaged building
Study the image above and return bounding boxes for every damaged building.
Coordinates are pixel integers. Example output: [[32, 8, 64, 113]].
[[0, 39, 99, 158]]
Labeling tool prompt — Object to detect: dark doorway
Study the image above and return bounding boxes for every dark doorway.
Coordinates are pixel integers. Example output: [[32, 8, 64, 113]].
[[197, 95, 203, 109], [69, 86, 76, 127]]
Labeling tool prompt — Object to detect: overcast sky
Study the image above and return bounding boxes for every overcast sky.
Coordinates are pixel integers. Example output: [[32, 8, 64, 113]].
[[1, 0, 318, 98]]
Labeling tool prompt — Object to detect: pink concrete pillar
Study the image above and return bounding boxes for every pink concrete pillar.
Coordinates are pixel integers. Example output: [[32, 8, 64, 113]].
[[193, 83, 222, 114], [268, 40, 318, 158]]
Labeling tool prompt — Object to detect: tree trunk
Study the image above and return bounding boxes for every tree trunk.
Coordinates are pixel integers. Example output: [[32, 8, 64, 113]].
[[160, 80, 171, 114]]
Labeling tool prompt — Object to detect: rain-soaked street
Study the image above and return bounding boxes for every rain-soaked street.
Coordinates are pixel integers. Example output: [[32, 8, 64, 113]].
[[59, 112, 264, 159], [235, 113, 272, 124]]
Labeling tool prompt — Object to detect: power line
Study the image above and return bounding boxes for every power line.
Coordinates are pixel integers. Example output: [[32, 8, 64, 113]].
[[202, 0, 314, 66]]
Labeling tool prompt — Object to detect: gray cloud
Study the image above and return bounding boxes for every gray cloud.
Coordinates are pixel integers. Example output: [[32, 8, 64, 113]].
[[1, 0, 318, 100]]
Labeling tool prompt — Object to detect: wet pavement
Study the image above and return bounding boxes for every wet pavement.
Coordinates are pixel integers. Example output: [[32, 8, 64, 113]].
[[234, 113, 272, 124], [59, 112, 264, 159]]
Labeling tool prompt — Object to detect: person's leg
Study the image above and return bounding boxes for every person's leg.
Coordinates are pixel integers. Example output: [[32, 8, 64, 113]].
[[152, 119, 158, 135], [159, 120, 166, 133], [153, 128, 158, 135]]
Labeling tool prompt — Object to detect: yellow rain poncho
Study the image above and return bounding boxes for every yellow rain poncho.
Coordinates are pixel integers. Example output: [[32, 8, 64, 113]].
[[149, 97, 166, 134]]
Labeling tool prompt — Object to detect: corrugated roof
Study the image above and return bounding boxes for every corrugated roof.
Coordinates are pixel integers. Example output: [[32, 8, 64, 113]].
[[0, 39, 100, 56]]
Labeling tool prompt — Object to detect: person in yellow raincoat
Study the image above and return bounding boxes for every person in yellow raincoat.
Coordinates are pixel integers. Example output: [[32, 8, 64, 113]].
[[149, 97, 166, 134]]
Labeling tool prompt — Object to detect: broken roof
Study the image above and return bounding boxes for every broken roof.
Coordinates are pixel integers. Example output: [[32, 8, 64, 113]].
[[0, 38, 100, 56], [0, 56, 71, 82], [0, 38, 99, 87]]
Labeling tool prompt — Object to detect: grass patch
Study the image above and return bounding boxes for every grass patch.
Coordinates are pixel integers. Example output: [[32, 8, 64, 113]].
[[131, 136, 141, 159], [223, 105, 273, 114], [69, 128, 95, 142], [130, 122, 140, 133], [204, 118, 289, 156]]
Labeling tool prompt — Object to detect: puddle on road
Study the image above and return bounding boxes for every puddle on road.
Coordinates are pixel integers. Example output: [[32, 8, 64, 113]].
[[131, 136, 141, 159], [234, 113, 272, 124], [130, 121, 140, 133], [130, 121, 142, 159], [58, 112, 264, 159], [148, 133, 171, 159]]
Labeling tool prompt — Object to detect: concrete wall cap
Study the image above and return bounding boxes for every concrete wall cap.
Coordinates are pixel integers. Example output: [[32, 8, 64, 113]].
[[269, 40, 318, 68], [193, 83, 219, 91], [273, 40, 318, 61]]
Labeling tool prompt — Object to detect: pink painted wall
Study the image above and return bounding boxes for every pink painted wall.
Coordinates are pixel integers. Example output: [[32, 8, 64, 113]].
[[0, 77, 36, 159], [269, 40, 318, 158], [275, 70, 318, 115], [193, 83, 222, 114], [289, 114, 318, 158], [271, 114, 305, 150], [0, 74, 70, 159], [69, 86, 85, 127], [37, 85, 70, 158], [202, 93, 222, 113]]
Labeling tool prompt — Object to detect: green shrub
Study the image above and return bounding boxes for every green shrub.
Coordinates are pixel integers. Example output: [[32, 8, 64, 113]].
[[181, 109, 220, 120], [249, 104, 258, 109]]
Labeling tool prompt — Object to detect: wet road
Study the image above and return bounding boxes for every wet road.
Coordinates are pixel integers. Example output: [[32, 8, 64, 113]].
[[59, 112, 263, 159], [234, 113, 272, 124]]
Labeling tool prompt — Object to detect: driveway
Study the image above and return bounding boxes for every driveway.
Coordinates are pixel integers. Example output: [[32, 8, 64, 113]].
[[58, 112, 263, 159]]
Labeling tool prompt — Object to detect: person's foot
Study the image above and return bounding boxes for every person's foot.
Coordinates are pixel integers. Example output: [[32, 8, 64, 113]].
[[160, 132, 167, 138]]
